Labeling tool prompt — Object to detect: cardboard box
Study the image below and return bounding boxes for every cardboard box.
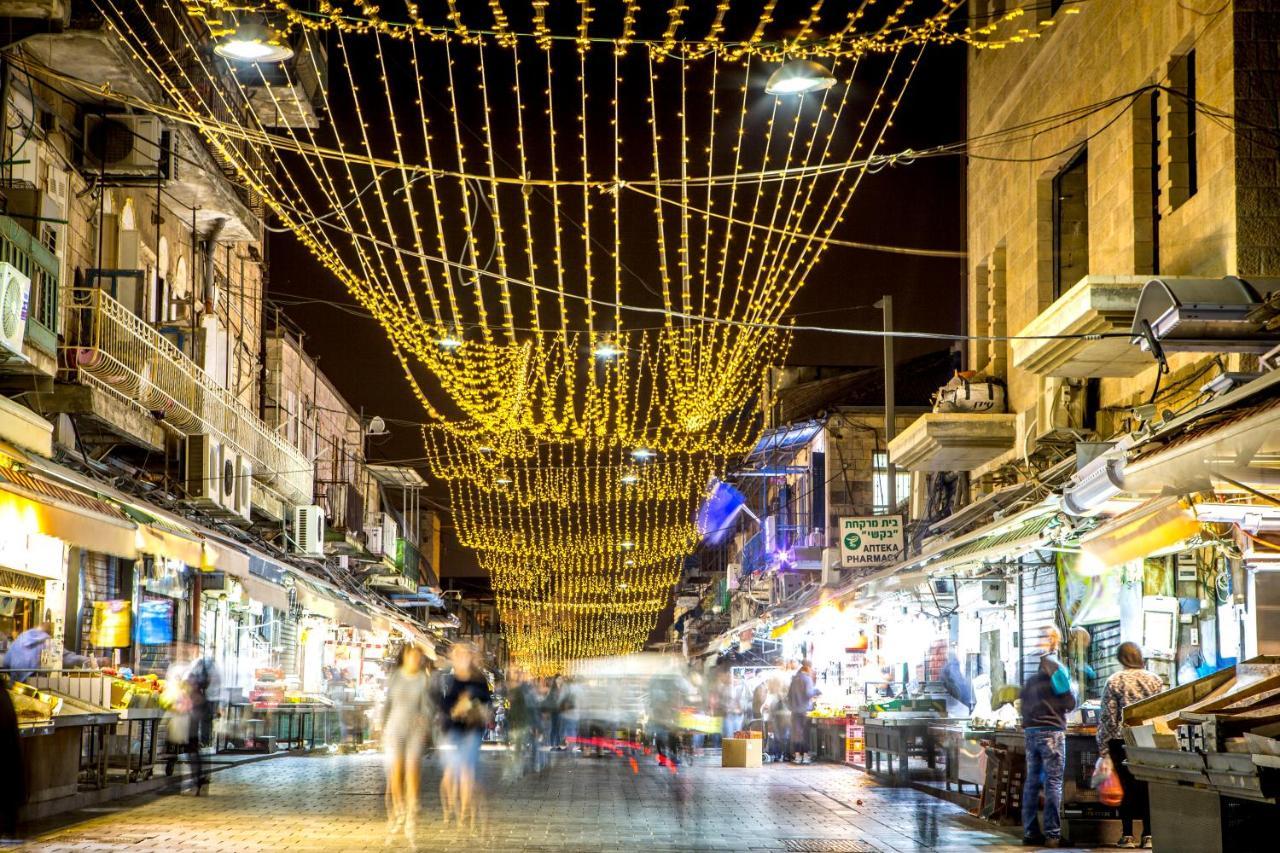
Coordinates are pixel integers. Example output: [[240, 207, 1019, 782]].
[[722, 737, 763, 768]]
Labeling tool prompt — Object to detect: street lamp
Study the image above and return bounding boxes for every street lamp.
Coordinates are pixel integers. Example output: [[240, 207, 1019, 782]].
[[214, 16, 294, 63], [593, 336, 621, 360], [765, 59, 836, 96], [629, 447, 656, 462]]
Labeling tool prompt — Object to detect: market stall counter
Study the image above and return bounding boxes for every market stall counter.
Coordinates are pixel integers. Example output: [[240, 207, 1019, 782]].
[[1121, 656, 1280, 853], [29, 670, 167, 782], [6, 675, 120, 801]]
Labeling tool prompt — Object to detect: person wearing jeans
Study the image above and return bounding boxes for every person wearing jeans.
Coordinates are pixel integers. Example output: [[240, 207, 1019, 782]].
[[1020, 629, 1077, 847]]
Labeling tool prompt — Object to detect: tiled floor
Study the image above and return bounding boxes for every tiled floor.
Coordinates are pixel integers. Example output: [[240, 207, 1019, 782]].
[[14, 750, 1077, 852]]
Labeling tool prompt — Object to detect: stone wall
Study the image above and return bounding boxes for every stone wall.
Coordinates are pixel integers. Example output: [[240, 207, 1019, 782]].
[[967, 1, 1279, 429]]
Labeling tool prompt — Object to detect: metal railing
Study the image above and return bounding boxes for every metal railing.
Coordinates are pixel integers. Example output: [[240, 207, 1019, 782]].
[[63, 287, 312, 505]]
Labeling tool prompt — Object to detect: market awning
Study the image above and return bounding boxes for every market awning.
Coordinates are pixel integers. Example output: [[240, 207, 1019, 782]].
[[241, 571, 290, 611], [748, 420, 823, 458], [1079, 495, 1201, 570], [1124, 395, 1280, 494], [335, 602, 373, 631], [0, 467, 137, 559]]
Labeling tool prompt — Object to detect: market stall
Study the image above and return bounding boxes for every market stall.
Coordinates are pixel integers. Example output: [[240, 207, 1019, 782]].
[[8, 677, 119, 800], [1121, 655, 1280, 853]]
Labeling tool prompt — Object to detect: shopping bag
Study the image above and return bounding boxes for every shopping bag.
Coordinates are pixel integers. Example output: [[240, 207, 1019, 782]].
[[1093, 755, 1123, 806]]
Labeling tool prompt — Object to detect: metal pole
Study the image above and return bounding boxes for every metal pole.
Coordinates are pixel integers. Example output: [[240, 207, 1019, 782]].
[[875, 295, 896, 514]]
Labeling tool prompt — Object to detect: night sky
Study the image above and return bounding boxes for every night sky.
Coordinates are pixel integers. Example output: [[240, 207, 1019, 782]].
[[267, 9, 967, 582]]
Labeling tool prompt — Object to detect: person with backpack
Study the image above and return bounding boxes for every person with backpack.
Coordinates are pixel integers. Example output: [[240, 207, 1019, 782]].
[[437, 643, 491, 831]]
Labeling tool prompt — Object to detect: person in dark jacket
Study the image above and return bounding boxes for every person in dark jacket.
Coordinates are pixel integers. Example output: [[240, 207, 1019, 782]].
[[1020, 628, 1076, 847], [0, 674, 26, 840]]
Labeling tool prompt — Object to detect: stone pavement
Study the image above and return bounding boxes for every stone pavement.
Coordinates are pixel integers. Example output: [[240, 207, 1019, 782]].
[[14, 750, 1080, 852]]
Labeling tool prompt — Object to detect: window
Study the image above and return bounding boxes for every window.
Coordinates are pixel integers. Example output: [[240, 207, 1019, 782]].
[[1052, 148, 1089, 299], [1166, 50, 1197, 210], [872, 451, 910, 515]]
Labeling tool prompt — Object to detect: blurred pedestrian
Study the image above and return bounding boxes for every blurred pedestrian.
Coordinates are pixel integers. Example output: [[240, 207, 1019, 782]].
[[3, 622, 93, 683], [438, 643, 491, 830], [504, 669, 536, 777], [787, 660, 820, 763], [545, 675, 563, 749], [715, 670, 747, 742], [1097, 642, 1163, 849], [382, 644, 432, 841], [558, 676, 578, 750], [0, 673, 26, 841], [766, 679, 790, 762], [1021, 627, 1076, 848]]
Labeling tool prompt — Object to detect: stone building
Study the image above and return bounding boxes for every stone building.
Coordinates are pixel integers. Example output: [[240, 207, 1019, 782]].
[[891, 0, 1280, 492]]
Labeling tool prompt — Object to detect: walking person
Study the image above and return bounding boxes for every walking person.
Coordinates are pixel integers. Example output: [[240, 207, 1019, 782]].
[[766, 679, 790, 763], [382, 644, 433, 842], [715, 670, 747, 743], [787, 660, 820, 763], [438, 643, 491, 831], [1020, 628, 1077, 848], [1097, 642, 1163, 849]]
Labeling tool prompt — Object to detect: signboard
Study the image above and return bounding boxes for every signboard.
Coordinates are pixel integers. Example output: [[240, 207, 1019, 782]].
[[839, 515, 903, 569]]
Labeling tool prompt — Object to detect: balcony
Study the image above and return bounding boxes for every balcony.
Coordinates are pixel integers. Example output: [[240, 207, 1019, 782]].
[[888, 413, 1017, 473], [234, 31, 328, 129], [17, 10, 261, 242], [1011, 275, 1174, 378], [55, 288, 311, 505]]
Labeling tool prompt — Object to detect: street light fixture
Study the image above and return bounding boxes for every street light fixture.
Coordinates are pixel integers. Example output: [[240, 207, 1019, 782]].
[[593, 336, 621, 360], [629, 447, 656, 462], [764, 59, 836, 96], [213, 16, 294, 63]]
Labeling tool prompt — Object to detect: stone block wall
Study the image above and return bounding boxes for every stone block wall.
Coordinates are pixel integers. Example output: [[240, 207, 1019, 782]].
[[967, 1, 1278, 426]]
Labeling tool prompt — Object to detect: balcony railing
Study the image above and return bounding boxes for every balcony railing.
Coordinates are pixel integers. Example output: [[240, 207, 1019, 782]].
[[64, 288, 312, 505]]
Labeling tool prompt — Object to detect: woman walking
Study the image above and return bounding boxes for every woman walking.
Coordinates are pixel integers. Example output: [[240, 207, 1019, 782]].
[[438, 643, 491, 831], [1097, 642, 1163, 849], [383, 644, 433, 842]]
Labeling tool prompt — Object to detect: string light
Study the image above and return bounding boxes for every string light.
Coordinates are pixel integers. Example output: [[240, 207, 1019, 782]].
[[90, 0, 1059, 671]]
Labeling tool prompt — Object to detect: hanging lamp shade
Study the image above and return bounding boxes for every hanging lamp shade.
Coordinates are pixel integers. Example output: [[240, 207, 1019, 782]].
[[765, 59, 837, 95]]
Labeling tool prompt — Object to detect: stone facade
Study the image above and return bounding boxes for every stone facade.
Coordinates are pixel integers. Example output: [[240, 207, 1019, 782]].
[[967, 1, 1280, 452]]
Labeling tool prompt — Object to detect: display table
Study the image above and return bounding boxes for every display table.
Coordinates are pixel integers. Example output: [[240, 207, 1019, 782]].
[[812, 716, 850, 763], [863, 716, 946, 785], [931, 724, 992, 794]]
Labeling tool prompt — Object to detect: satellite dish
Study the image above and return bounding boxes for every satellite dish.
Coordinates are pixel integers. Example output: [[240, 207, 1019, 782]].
[[366, 416, 389, 436]]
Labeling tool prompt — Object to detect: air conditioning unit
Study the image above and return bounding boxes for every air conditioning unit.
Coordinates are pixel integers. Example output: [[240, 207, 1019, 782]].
[[82, 114, 171, 177], [233, 454, 253, 521], [293, 504, 325, 556], [185, 434, 223, 507], [365, 512, 398, 557], [0, 262, 31, 359]]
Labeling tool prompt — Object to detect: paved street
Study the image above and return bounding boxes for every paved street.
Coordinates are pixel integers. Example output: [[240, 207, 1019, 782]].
[[14, 751, 1048, 853]]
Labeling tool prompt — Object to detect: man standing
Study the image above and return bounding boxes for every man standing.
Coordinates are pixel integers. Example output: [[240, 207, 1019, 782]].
[[1020, 628, 1076, 847], [786, 660, 820, 764]]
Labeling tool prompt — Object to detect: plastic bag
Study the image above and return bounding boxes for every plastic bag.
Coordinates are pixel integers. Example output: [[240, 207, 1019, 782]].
[[1092, 755, 1123, 806]]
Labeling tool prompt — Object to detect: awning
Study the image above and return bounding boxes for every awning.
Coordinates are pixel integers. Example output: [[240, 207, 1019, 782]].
[[749, 420, 823, 458], [294, 581, 337, 619], [242, 572, 290, 611], [335, 603, 373, 631], [1125, 395, 1280, 494], [0, 471, 137, 559], [1079, 495, 1201, 570]]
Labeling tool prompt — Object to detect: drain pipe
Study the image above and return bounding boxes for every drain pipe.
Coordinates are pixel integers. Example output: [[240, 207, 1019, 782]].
[[199, 217, 226, 372]]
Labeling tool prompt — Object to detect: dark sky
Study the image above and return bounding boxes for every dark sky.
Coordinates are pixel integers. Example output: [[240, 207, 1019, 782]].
[[267, 15, 966, 581]]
